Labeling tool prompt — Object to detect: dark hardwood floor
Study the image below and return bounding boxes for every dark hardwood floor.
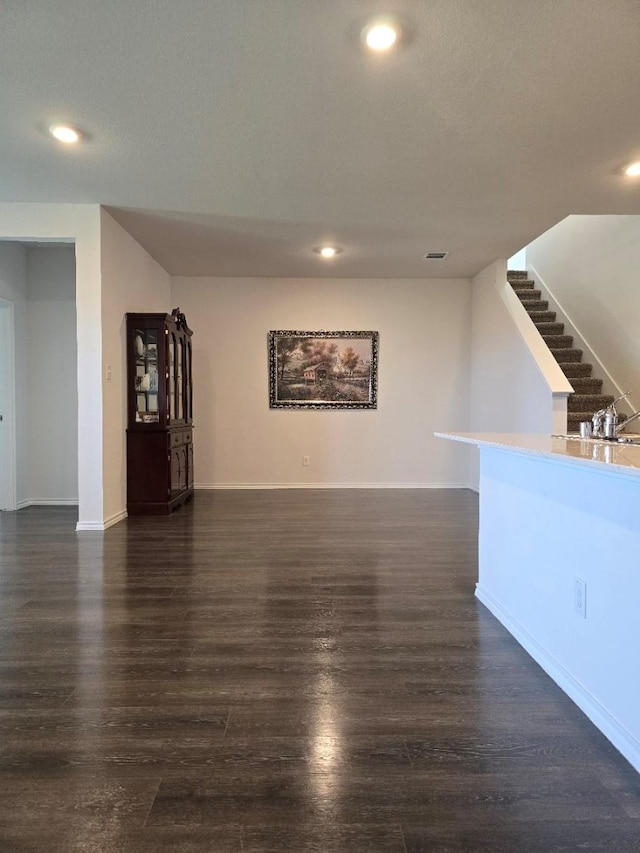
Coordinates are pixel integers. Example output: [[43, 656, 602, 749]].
[[0, 490, 639, 852]]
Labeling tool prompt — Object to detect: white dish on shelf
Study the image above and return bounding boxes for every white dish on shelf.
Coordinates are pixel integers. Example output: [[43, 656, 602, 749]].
[[135, 334, 145, 356]]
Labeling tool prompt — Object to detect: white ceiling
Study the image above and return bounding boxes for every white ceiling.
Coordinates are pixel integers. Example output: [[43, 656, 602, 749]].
[[1, 0, 640, 278]]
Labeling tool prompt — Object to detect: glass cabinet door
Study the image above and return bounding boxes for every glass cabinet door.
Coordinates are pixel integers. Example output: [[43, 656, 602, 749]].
[[169, 333, 176, 422], [177, 337, 184, 421], [133, 327, 160, 423], [186, 340, 192, 420]]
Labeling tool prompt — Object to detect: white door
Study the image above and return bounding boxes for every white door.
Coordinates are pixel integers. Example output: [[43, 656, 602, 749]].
[[0, 297, 16, 511]]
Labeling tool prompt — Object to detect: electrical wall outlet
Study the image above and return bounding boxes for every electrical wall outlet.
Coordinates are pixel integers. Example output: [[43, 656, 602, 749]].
[[302, 455, 310, 467], [574, 577, 587, 618]]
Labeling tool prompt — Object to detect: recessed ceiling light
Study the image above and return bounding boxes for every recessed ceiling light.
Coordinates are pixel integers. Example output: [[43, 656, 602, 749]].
[[314, 246, 343, 258], [48, 124, 81, 144], [362, 17, 401, 52], [624, 161, 640, 177]]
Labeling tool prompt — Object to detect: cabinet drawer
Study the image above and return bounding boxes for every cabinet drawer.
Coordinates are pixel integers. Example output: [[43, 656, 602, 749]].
[[169, 430, 185, 448], [169, 428, 192, 448]]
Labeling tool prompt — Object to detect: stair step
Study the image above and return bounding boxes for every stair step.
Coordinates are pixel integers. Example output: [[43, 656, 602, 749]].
[[543, 334, 574, 348], [567, 414, 629, 434], [568, 394, 615, 413], [569, 377, 603, 393], [559, 361, 593, 377], [515, 289, 541, 301], [526, 310, 556, 322], [534, 321, 564, 335], [552, 348, 583, 363], [567, 412, 600, 425], [508, 270, 612, 427], [521, 299, 549, 312], [567, 415, 594, 432]]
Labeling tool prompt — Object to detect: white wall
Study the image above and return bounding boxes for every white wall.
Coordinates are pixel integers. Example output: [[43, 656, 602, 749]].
[[468, 260, 571, 486], [508, 248, 527, 270], [25, 246, 77, 503], [171, 276, 472, 487], [0, 242, 27, 505], [0, 203, 103, 528], [527, 215, 640, 415], [100, 209, 172, 523]]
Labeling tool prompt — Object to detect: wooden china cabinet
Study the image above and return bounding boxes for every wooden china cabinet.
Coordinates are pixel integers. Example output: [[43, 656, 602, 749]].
[[126, 308, 194, 515]]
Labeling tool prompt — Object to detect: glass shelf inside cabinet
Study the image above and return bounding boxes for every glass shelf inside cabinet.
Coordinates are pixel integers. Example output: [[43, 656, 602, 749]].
[[134, 327, 160, 423]]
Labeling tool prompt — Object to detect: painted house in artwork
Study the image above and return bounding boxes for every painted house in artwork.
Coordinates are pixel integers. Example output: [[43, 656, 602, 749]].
[[303, 362, 328, 383]]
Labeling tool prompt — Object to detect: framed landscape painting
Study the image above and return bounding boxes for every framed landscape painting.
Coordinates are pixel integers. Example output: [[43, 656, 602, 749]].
[[268, 330, 379, 409]]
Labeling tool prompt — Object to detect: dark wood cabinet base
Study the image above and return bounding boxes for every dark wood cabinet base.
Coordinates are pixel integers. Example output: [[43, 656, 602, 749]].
[[126, 428, 194, 516], [127, 489, 194, 516]]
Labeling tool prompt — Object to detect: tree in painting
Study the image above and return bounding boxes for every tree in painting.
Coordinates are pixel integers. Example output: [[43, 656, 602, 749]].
[[297, 339, 335, 369], [277, 336, 304, 380], [340, 346, 360, 375]]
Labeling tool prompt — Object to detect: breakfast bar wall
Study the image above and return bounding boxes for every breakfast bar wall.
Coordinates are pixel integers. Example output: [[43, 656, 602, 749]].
[[439, 433, 640, 774]]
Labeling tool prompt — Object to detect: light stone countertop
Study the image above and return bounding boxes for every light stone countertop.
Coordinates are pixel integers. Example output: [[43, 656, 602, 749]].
[[435, 432, 640, 479]]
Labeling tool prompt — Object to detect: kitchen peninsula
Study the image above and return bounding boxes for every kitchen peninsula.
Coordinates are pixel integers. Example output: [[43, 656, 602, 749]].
[[437, 432, 640, 774]]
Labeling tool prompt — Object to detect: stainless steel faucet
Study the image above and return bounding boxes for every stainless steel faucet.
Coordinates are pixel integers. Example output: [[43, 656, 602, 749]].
[[592, 391, 631, 438], [616, 408, 640, 435]]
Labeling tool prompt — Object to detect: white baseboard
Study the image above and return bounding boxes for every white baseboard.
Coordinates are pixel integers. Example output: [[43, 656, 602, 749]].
[[76, 521, 105, 532], [17, 499, 78, 509], [195, 482, 473, 490], [476, 584, 640, 774], [104, 509, 128, 529], [76, 509, 127, 532]]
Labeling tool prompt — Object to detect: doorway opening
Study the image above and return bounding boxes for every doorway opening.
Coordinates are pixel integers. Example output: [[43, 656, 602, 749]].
[[0, 241, 77, 513], [0, 296, 16, 510]]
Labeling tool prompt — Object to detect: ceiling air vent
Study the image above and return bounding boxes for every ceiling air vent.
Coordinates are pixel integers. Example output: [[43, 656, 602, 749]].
[[423, 251, 449, 260]]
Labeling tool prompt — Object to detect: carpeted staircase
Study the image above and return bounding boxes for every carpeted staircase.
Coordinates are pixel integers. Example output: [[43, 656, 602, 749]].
[[507, 270, 613, 432]]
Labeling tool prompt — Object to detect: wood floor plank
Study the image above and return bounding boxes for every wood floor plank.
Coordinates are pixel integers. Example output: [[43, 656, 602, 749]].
[[0, 490, 639, 852]]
